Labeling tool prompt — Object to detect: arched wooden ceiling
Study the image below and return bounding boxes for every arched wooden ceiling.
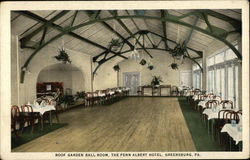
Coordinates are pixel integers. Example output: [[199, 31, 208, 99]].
[[11, 9, 241, 82]]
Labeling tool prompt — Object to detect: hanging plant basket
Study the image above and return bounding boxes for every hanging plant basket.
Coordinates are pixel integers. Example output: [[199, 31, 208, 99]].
[[54, 48, 72, 64], [148, 65, 154, 70], [109, 38, 121, 51], [113, 65, 120, 71], [170, 63, 179, 70], [170, 41, 188, 60], [139, 59, 147, 65]]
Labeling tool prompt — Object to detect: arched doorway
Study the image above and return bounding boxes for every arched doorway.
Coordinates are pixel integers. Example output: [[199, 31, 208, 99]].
[[36, 63, 84, 97]]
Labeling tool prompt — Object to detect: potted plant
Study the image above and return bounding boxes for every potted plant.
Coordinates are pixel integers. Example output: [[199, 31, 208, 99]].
[[75, 91, 85, 101], [113, 65, 120, 71], [151, 76, 163, 87], [58, 95, 74, 110], [54, 48, 72, 64], [139, 59, 147, 65], [170, 63, 179, 70]]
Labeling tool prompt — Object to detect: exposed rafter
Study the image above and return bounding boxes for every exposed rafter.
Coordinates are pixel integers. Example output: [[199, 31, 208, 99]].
[[201, 12, 213, 33], [70, 10, 78, 27], [92, 30, 203, 74], [19, 11, 70, 48], [39, 27, 47, 45], [109, 11, 153, 58], [125, 10, 140, 31], [93, 46, 203, 75], [185, 16, 199, 45], [161, 10, 168, 49], [202, 9, 241, 32], [85, 10, 134, 50], [18, 11, 128, 57], [17, 11, 241, 83]]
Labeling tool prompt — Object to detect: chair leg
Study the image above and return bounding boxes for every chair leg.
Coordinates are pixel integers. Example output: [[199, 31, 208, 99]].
[[12, 121, 20, 137], [55, 111, 59, 123]]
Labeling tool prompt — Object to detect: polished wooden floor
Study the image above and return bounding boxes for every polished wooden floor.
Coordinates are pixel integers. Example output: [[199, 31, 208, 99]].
[[13, 97, 196, 152]]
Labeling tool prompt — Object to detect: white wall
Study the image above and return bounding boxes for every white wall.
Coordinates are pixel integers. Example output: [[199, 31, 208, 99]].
[[11, 34, 92, 105], [93, 58, 122, 90], [119, 51, 193, 86], [37, 69, 84, 95], [93, 50, 193, 90]]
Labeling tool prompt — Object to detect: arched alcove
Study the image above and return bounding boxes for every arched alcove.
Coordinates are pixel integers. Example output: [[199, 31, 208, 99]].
[[37, 63, 85, 96]]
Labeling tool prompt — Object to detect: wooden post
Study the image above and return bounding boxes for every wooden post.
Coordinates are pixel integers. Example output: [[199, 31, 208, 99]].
[[117, 70, 119, 87], [90, 57, 94, 92]]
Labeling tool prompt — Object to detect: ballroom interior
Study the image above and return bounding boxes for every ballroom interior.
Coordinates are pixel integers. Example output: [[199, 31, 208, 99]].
[[9, 9, 244, 152]]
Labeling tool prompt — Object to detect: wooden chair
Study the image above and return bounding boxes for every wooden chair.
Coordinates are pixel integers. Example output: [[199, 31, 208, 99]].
[[21, 105, 40, 133], [11, 105, 23, 137], [93, 91, 100, 105], [202, 100, 220, 122], [217, 110, 241, 147], [220, 100, 233, 109], [214, 110, 232, 144], [85, 92, 94, 107], [171, 86, 179, 96], [195, 94, 207, 111]]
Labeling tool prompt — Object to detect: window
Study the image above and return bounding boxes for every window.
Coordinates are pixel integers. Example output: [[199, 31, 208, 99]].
[[206, 43, 240, 109], [193, 62, 202, 89]]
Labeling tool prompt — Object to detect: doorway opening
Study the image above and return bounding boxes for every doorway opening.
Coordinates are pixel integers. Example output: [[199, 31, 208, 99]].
[[123, 72, 141, 95]]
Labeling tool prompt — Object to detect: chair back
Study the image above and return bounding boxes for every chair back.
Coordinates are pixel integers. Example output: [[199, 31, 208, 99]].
[[225, 110, 241, 123], [218, 110, 231, 119], [207, 93, 214, 99], [11, 105, 21, 119], [213, 96, 222, 102], [198, 94, 207, 100], [172, 86, 178, 91], [205, 100, 219, 109], [85, 92, 94, 98], [21, 105, 33, 112], [220, 100, 233, 109]]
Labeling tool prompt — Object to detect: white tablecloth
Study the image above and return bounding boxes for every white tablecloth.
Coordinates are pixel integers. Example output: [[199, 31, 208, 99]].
[[221, 124, 242, 144], [198, 100, 208, 108], [198, 99, 222, 109], [203, 108, 221, 120], [109, 91, 115, 95], [98, 93, 106, 97], [203, 108, 239, 120], [31, 105, 56, 115]]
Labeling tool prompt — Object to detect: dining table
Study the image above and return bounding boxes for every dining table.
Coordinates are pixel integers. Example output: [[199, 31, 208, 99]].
[[202, 107, 240, 140], [221, 123, 242, 151]]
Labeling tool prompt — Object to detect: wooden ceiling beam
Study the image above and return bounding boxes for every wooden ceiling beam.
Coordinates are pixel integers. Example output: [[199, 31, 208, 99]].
[[109, 11, 153, 58], [18, 11, 240, 82], [19, 11, 69, 48]]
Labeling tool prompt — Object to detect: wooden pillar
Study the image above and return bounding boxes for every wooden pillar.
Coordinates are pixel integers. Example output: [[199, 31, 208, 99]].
[[202, 50, 207, 91], [90, 57, 94, 92], [117, 70, 119, 87]]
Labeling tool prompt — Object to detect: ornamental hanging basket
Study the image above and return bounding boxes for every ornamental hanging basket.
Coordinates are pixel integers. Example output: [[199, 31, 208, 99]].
[[139, 59, 147, 65], [170, 41, 188, 60], [54, 48, 72, 64], [109, 38, 121, 51], [170, 63, 179, 70], [113, 65, 120, 71], [148, 65, 154, 70]]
